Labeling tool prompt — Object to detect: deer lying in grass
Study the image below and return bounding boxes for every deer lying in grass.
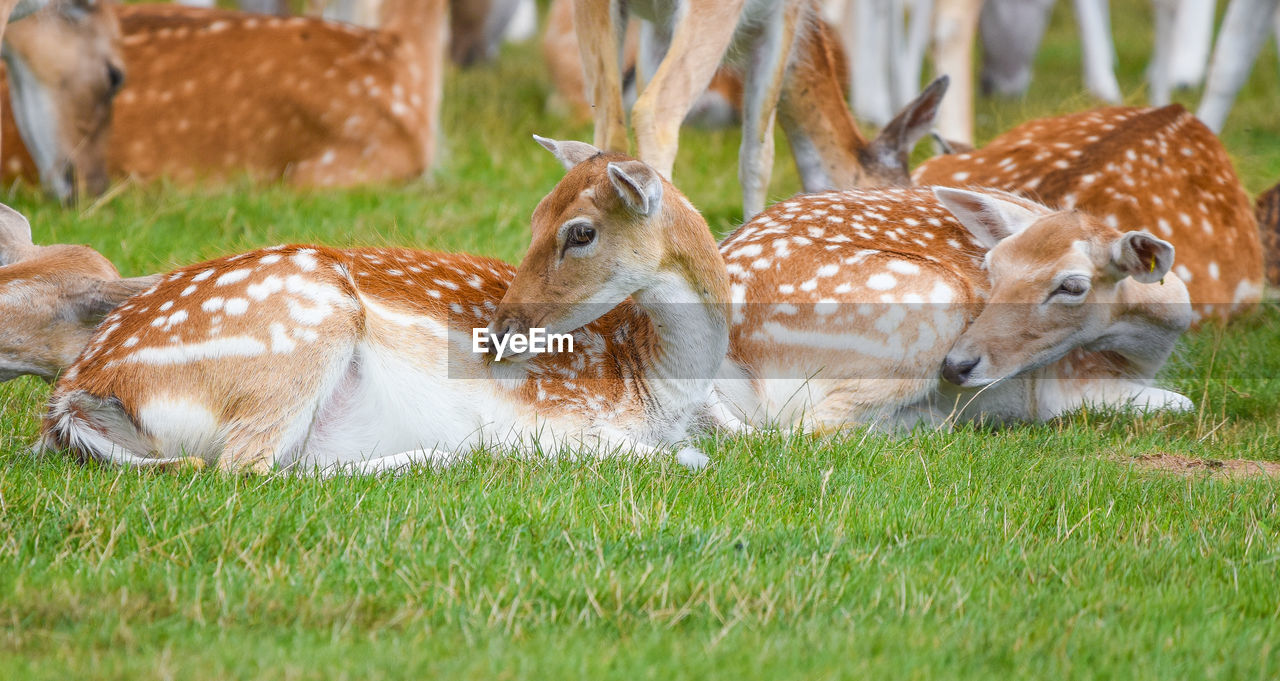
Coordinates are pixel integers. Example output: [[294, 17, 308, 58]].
[[2, 0, 446, 189], [715, 184, 1193, 429], [573, 0, 950, 218], [913, 105, 1263, 323], [42, 138, 728, 473], [0, 0, 124, 202], [0, 203, 156, 382]]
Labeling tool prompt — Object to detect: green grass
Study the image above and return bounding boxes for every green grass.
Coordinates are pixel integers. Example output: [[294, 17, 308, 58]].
[[3, 1, 1280, 678]]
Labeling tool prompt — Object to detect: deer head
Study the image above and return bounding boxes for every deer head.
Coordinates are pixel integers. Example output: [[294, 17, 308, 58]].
[[2, 0, 123, 203], [0, 204, 156, 382], [935, 187, 1192, 388], [858, 75, 951, 187], [488, 135, 728, 361]]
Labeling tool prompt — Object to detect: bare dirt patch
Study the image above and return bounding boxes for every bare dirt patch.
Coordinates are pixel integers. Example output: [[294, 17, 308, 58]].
[[1129, 453, 1280, 480]]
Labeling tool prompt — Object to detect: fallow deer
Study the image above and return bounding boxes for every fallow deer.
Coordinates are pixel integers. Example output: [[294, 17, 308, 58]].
[[0, 202, 157, 382], [1253, 179, 1280, 287], [42, 138, 728, 473], [542, 0, 804, 129], [913, 105, 1263, 323], [1, 0, 124, 202], [6, 1, 447, 188], [571, 0, 950, 218], [714, 185, 1194, 429]]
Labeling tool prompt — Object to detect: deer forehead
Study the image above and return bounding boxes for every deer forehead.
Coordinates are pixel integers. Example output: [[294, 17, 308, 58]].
[[990, 214, 1107, 276]]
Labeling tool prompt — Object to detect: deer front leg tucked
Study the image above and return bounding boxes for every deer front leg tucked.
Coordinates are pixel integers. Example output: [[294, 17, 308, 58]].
[[631, 0, 745, 179], [573, 0, 630, 153]]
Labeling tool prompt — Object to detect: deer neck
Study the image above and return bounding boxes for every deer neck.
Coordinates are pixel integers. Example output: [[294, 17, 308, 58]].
[[630, 208, 731, 415], [1082, 278, 1192, 377]]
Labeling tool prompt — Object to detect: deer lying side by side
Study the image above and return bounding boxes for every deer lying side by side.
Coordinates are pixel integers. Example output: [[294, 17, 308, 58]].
[[715, 184, 1192, 428], [0, 203, 156, 382], [0, 0, 123, 202], [913, 105, 1263, 323], [3, 0, 446, 189], [572, 0, 949, 218], [42, 138, 728, 472]]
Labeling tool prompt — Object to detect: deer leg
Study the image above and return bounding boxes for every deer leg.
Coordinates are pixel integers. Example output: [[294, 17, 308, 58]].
[[1198, 0, 1280, 133], [1038, 379, 1194, 417], [1167, 0, 1216, 89], [317, 448, 465, 476], [573, 0, 630, 153], [1073, 0, 1124, 103], [1148, 0, 1177, 105], [631, 0, 745, 178], [848, 0, 896, 125], [738, 1, 801, 218], [930, 0, 982, 146]]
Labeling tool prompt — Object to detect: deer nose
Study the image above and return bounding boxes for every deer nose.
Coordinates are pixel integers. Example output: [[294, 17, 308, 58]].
[[486, 317, 524, 352], [942, 355, 980, 386]]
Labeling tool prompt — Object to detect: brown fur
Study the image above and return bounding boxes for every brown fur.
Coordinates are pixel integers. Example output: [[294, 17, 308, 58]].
[[2, 1, 446, 189], [915, 105, 1263, 322], [1253, 180, 1280, 287]]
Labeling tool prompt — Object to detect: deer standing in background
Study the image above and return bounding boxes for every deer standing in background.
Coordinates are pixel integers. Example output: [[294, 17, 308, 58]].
[[572, 0, 950, 219], [543, 0, 825, 129], [42, 138, 727, 473], [0, 203, 157, 382], [914, 105, 1263, 323], [6, 1, 447, 188], [1, 0, 124, 202]]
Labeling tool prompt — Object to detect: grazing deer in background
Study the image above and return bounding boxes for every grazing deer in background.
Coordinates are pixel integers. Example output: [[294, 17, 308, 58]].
[[713, 185, 1193, 430], [8, 0, 447, 189], [1, 0, 124, 203], [42, 137, 727, 473], [0, 203, 157, 382], [914, 105, 1263, 323], [572, 0, 950, 218]]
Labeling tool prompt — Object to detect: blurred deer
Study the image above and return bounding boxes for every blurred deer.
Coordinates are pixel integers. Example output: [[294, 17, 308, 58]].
[[0, 0, 123, 202], [3, 1, 448, 188]]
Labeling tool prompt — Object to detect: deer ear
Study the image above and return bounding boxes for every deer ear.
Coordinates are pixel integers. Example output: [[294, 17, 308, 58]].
[[865, 75, 950, 176], [0, 203, 34, 266], [933, 187, 1047, 249], [606, 161, 663, 216], [73, 275, 161, 325], [533, 134, 601, 170], [1111, 231, 1174, 284]]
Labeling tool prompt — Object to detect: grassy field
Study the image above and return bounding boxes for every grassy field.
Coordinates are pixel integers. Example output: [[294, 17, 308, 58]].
[[3, 1, 1280, 678]]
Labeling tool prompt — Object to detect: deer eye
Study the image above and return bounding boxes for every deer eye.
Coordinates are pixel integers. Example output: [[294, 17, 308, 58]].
[[566, 223, 596, 248], [1052, 276, 1090, 299]]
